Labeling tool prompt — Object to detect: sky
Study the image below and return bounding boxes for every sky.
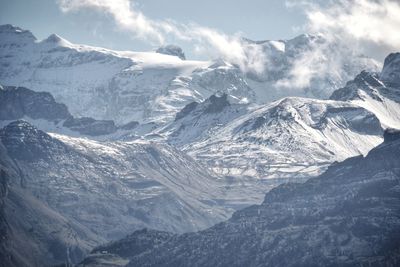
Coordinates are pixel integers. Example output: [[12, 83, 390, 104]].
[[0, 0, 307, 59], [0, 0, 399, 65]]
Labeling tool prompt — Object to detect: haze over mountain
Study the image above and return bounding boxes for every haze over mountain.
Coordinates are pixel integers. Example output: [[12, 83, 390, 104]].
[[0, 25, 379, 125], [0, 17, 399, 267]]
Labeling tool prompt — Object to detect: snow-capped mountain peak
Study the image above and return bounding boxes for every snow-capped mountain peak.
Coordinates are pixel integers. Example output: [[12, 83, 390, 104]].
[[0, 24, 381, 125]]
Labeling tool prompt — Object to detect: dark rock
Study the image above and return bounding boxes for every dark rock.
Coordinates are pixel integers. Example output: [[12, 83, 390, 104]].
[[0, 120, 67, 161], [381, 52, 400, 86], [204, 94, 230, 113], [384, 128, 400, 143], [129, 139, 400, 267], [156, 45, 186, 60], [63, 117, 117, 136], [175, 102, 199, 121], [0, 86, 71, 121], [91, 228, 174, 259], [119, 121, 139, 130], [330, 71, 383, 102]]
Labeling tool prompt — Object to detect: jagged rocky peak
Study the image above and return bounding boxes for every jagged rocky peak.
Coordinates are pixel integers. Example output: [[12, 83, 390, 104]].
[[156, 45, 186, 60], [381, 52, 400, 86], [174, 93, 230, 121], [329, 71, 383, 102], [384, 128, 400, 143], [0, 85, 71, 121], [0, 24, 36, 45]]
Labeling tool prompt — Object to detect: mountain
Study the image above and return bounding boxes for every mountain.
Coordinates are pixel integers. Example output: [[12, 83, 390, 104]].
[[1, 24, 399, 267], [123, 129, 400, 267], [0, 24, 379, 124], [241, 34, 380, 101], [330, 53, 400, 130], [79, 229, 175, 267], [156, 53, 400, 180], [0, 138, 104, 267], [160, 94, 383, 179], [0, 121, 232, 242], [0, 85, 124, 137], [0, 85, 71, 121]]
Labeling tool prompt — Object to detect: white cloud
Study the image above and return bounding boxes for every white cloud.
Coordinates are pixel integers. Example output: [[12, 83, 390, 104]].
[[277, 0, 399, 90], [57, 0, 266, 73], [58, 0, 397, 90], [58, 0, 165, 44], [305, 0, 400, 50]]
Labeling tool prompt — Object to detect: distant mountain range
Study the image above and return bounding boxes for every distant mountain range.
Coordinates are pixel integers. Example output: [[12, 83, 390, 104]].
[[0, 24, 399, 266], [119, 129, 399, 267], [0, 24, 379, 124]]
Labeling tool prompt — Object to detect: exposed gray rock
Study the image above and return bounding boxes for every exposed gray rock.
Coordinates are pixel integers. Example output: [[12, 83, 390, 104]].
[[384, 128, 400, 143], [63, 117, 117, 136], [0, 120, 68, 161], [174, 101, 199, 121], [0, 86, 71, 121], [0, 135, 102, 267], [329, 71, 383, 102], [79, 228, 175, 266], [156, 45, 186, 60], [0, 121, 229, 244], [119, 121, 140, 131], [0, 85, 121, 136], [381, 52, 400, 86], [204, 94, 230, 113], [128, 138, 400, 267]]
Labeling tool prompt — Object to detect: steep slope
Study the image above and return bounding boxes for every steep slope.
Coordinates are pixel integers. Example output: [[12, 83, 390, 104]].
[[159, 94, 251, 146], [0, 25, 379, 124], [0, 121, 230, 240], [79, 229, 175, 267], [128, 130, 400, 267], [0, 85, 71, 121], [164, 95, 383, 179], [330, 53, 400, 129], [0, 143, 104, 267], [160, 53, 400, 180], [0, 25, 208, 124], [0, 85, 118, 136]]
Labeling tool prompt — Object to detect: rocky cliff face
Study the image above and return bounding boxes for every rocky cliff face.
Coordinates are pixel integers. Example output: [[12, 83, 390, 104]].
[[0, 85, 71, 121], [381, 52, 400, 86], [0, 121, 230, 240], [0, 133, 103, 267], [0, 86, 120, 136], [126, 132, 400, 267], [330, 53, 400, 130]]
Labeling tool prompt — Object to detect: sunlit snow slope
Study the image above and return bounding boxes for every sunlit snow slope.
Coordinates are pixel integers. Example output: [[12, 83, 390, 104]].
[[0, 24, 379, 124]]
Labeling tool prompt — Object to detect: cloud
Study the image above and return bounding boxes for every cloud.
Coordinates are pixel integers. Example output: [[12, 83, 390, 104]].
[[58, 0, 397, 91], [305, 0, 400, 51], [277, 0, 399, 90], [58, 0, 165, 43], [57, 0, 266, 73]]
